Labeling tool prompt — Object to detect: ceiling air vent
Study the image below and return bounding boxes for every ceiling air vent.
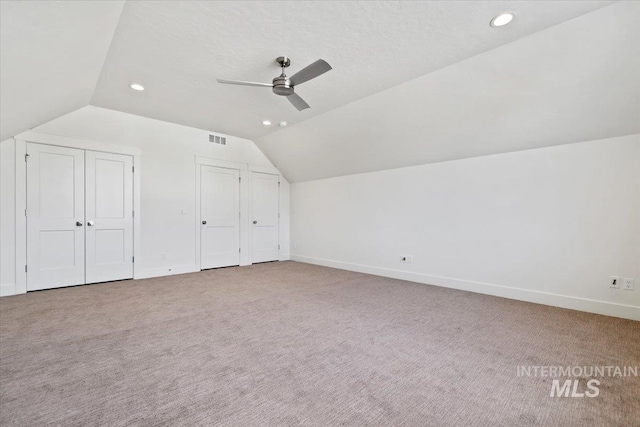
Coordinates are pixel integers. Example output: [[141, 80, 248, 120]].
[[209, 134, 227, 145]]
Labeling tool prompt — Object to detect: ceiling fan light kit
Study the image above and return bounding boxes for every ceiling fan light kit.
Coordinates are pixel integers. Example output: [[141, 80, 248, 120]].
[[217, 56, 332, 111]]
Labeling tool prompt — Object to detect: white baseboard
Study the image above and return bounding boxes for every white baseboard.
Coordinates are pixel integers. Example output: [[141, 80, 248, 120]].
[[2, 260, 291, 294], [135, 264, 199, 280], [0, 283, 17, 297], [291, 255, 640, 321]]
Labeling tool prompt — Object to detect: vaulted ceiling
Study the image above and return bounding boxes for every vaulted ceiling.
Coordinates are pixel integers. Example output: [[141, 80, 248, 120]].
[[257, 1, 640, 181], [0, 1, 124, 141], [2, 1, 638, 182]]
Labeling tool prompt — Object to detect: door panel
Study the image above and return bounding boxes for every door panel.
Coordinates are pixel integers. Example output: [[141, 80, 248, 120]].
[[201, 166, 240, 269], [27, 143, 85, 290], [251, 172, 279, 263], [85, 151, 133, 284], [39, 231, 76, 269]]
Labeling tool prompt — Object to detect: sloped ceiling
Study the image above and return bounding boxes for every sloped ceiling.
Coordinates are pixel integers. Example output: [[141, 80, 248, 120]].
[[91, 0, 611, 140], [2, 1, 637, 183], [256, 1, 640, 182], [0, 1, 124, 141]]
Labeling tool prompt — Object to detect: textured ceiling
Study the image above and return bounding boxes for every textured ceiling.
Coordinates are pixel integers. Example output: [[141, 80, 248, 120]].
[[257, 1, 640, 182], [90, 1, 611, 140], [2, 1, 636, 184], [0, 1, 124, 141]]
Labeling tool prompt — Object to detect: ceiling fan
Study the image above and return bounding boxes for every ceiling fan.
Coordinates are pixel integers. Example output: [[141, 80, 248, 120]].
[[217, 56, 332, 111]]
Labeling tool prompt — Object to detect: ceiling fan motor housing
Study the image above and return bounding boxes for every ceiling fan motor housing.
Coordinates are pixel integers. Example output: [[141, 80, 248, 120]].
[[272, 76, 294, 96]]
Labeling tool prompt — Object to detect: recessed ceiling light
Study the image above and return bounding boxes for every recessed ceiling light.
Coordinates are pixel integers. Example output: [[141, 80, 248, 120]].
[[262, 120, 272, 126], [130, 83, 145, 91], [490, 12, 515, 28], [279, 121, 288, 127]]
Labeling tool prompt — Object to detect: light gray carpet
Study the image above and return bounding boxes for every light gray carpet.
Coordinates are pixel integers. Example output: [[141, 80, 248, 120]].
[[1, 261, 638, 426]]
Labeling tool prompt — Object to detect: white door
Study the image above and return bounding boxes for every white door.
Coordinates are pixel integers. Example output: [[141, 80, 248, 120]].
[[85, 151, 134, 284], [251, 172, 279, 263], [26, 143, 85, 290], [200, 166, 240, 269]]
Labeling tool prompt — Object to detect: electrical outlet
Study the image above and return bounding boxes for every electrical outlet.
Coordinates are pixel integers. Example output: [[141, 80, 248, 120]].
[[623, 278, 634, 291], [610, 276, 620, 289]]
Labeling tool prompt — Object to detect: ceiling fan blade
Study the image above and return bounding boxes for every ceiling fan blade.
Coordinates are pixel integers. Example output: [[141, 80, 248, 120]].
[[289, 59, 332, 86], [287, 92, 310, 111], [217, 79, 273, 88]]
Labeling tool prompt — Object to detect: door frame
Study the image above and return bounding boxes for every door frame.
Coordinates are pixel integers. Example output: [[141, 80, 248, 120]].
[[195, 156, 248, 269], [248, 164, 285, 264], [14, 131, 142, 295]]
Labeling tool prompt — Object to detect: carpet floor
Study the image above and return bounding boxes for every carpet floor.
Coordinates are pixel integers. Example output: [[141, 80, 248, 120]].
[[1, 261, 638, 426]]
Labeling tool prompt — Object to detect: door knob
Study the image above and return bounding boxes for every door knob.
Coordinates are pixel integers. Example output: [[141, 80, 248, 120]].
[[76, 221, 83, 226], [87, 221, 94, 226], [253, 220, 257, 224], [202, 220, 207, 225]]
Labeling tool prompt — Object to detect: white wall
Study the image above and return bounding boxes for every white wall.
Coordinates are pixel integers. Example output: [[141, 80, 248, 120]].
[[290, 135, 640, 320], [0, 106, 289, 294], [0, 139, 16, 296]]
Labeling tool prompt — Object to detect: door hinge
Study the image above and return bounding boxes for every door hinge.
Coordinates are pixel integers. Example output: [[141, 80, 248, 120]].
[[239, 248, 241, 253], [132, 256, 135, 263], [25, 209, 27, 217], [239, 177, 241, 183], [25, 153, 30, 162], [132, 210, 135, 217], [25, 265, 27, 273], [278, 181, 281, 186], [278, 212, 280, 218], [278, 244, 280, 250], [132, 166, 135, 173]]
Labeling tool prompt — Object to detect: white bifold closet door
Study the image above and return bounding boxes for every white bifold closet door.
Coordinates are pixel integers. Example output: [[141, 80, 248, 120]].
[[85, 151, 133, 284], [26, 144, 86, 290], [26, 143, 134, 291], [200, 165, 240, 269], [251, 172, 280, 263]]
